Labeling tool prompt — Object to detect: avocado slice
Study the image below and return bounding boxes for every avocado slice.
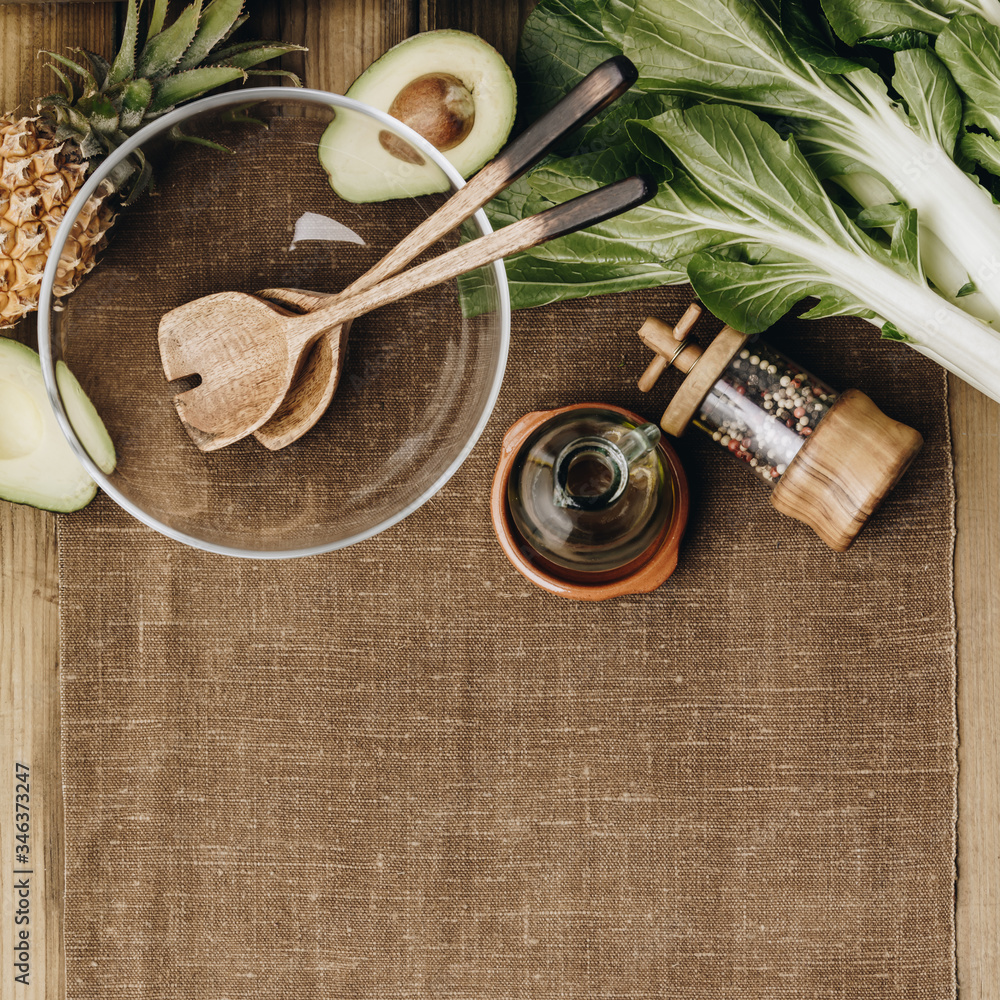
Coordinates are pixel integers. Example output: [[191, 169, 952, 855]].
[[320, 29, 516, 202], [0, 339, 116, 513]]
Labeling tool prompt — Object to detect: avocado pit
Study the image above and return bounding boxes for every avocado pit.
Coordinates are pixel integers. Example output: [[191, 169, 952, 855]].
[[379, 73, 477, 164]]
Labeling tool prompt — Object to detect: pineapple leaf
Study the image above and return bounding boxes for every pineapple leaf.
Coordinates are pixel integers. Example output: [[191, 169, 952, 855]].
[[118, 78, 153, 129], [147, 0, 170, 39], [108, 0, 140, 87], [78, 128, 106, 159], [76, 94, 120, 134], [148, 65, 245, 113], [53, 122, 82, 143], [37, 93, 71, 110], [107, 155, 140, 191], [179, 0, 245, 71], [42, 50, 98, 93], [137, 0, 203, 79], [211, 41, 307, 69], [63, 103, 92, 135], [82, 49, 112, 87], [42, 64, 77, 102], [123, 153, 154, 205], [168, 123, 234, 152], [221, 102, 266, 126], [219, 13, 248, 45], [245, 68, 303, 86]]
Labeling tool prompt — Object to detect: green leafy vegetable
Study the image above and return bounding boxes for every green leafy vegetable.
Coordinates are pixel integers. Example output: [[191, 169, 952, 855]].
[[819, 0, 952, 45], [820, 0, 1000, 45], [936, 13, 1000, 172], [475, 0, 1000, 402], [635, 105, 999, 397], [622, 0, 1000, 314]]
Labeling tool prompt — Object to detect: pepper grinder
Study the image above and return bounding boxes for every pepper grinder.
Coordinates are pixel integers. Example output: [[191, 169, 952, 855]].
[[638, 304, 924, 551]]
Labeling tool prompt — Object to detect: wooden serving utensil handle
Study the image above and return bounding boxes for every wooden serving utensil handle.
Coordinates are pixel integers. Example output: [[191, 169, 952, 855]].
[[252, 56, 639, 453], [351, 56, 638, 295], [469, 55, 636, 190], [285, 175, 657, 353]]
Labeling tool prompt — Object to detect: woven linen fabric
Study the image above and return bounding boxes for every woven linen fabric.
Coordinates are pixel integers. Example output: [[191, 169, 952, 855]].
[[59, 121, 956, 1000]]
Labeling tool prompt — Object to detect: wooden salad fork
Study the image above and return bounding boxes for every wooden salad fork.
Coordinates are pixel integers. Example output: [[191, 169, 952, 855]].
[[158, 175, 657, 451]]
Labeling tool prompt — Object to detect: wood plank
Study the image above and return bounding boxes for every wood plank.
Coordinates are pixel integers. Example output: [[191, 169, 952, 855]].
[[0, 7, 118, 1000], [418, 0, 536, 64], [1, 509, 60, 1000], [0, 3, 117, 110], [243, 0, 534, 97], [951, 375, 1000, 1000], [245, 0, 415, 95]]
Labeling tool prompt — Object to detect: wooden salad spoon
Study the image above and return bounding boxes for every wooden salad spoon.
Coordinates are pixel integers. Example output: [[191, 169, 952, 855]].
[[251, 54, 639, 451], [159, 175, 656, 451]]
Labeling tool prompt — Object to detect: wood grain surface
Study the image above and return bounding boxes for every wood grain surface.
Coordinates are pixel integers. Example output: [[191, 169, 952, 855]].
[[951, 375, 1000, 998], [0, 2, 996, 998], [0, 8, 116, 1000]]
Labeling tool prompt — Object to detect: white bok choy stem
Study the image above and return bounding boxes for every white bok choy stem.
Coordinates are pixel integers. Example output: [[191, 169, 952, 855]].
[[831, 70, 1000, 320], [630, 103, 1000, 401], [830, 171, 1000, 326], [795, 240, 1000, 400], [624, 0, 1000, 324]]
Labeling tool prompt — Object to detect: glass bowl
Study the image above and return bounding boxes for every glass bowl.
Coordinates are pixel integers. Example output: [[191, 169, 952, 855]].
[[38, 88, 510, 558]]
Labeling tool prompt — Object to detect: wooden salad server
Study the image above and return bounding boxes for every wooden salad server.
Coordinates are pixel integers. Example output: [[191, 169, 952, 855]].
[[159, 174, 657, 451], [251, 54, 639, 451]]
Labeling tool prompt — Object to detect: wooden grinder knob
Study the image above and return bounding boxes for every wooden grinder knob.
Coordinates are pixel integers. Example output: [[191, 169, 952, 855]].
[[637, 308, 924, 551], [637, 305, 704, 390], [638, 310, 748, 437]]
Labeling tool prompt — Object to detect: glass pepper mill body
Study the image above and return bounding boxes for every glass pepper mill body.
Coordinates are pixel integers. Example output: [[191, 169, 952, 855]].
[[638, 304, 924, 551], [695, 340, 838, 485]]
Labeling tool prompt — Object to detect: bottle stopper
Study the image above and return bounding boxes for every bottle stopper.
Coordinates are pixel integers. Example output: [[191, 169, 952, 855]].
[[638, 306, 924, 551]]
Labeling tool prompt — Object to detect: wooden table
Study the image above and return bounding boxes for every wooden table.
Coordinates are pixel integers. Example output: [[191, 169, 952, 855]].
[[1, 2, 997, 997]]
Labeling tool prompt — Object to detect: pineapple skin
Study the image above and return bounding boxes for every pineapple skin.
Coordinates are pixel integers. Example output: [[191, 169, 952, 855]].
[[0, 114, 115, 329], [0, 0, 307, 330]]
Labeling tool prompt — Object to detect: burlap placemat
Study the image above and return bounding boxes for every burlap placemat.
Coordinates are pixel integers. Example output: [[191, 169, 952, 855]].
[[59, 120, 956, 1000]]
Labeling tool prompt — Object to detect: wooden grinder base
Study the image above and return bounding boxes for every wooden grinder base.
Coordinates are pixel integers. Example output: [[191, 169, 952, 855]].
[[772, 389, 924, 551]]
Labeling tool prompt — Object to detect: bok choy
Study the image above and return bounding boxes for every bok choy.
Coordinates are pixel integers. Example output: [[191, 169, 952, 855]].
[[484, 0, 1000, 403]]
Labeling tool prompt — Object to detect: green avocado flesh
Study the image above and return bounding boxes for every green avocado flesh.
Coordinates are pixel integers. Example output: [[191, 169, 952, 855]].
[[0, 339, 116, 512], [320, 29, 517, 203]]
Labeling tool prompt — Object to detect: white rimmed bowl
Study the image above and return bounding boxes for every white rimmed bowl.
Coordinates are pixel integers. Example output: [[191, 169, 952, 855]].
[[38, 88, 510, 558]]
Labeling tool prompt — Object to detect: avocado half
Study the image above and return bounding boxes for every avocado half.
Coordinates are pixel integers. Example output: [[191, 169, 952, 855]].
[[0, 339, 116, 512], [320, 30, 517, 203]]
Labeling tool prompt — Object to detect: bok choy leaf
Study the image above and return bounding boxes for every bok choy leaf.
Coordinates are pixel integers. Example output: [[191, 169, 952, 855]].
[[819, 0, 1000, 45], [624, 0, 1000, 317], [646, 105, 1000, 395], [477, 0, 1000, 402]]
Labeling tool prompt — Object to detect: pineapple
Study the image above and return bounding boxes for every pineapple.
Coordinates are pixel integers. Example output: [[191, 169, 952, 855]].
[[0, 0, 305, 328]]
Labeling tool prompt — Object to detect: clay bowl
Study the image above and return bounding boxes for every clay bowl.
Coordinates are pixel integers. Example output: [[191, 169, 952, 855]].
[[491, 402, 689, 601]]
